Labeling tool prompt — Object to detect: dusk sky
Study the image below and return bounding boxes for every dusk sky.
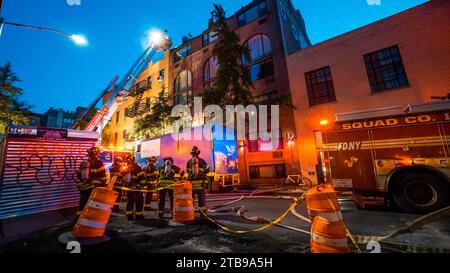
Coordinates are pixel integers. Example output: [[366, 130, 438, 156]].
[[0, 0, 428, 114]]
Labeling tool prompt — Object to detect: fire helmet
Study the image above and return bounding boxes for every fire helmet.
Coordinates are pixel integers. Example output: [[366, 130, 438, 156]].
[[191, 146, 201, 157], [87, 146, 100, 157]]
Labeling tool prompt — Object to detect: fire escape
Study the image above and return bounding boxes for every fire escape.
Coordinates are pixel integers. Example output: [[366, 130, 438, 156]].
[[125, 78, 151, 118]]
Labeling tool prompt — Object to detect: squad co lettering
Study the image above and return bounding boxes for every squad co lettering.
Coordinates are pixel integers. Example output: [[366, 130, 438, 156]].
[[342, 113, 449, 130]]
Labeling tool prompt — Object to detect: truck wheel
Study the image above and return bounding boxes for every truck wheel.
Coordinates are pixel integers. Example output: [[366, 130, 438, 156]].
[[391, 172, 449, 214]]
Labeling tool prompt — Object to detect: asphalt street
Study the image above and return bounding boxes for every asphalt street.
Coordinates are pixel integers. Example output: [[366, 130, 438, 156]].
[[1, 190, 450, 253]]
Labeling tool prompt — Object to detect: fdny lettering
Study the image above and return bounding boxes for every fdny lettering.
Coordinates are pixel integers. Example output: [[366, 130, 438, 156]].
[[337, 142, 361, 151]]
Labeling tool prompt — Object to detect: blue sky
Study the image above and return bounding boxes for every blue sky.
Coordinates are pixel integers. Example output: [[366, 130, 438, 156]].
[[0, 0, 428, 113]]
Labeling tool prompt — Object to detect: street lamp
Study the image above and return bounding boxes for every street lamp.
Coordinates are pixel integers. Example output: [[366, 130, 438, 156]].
[[0, 18, 88, 46]]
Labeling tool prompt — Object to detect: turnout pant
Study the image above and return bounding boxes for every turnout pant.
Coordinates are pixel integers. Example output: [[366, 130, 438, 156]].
[[113, 188, 123, 211], [78, 188, 93, 215], [192, 189, 206, 211], [126, 191, 144, 217], [145, 192, 153, 210], [158, 189, 174, 215]]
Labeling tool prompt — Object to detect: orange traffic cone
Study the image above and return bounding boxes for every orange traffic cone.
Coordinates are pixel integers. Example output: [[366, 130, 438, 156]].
[[173, 180, 195, 223], [306, 184, 351, 253], [72, 177, 118, 238]]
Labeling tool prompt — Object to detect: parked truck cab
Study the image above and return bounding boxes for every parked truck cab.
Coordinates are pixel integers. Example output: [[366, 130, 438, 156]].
[[316, 101, 450, 213]]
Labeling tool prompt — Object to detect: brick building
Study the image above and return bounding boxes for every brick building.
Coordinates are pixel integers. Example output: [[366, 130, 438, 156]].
[[104, 0, 311, 185], [169, 0, 310, 184], [286, 0, 450, 183]]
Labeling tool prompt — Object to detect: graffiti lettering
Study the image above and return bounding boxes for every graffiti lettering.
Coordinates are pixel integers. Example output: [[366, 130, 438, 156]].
[[6, 154, 85, 187]]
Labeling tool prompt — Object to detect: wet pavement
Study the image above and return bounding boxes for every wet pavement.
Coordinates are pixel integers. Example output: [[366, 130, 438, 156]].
[[1, 190, 450, 253]]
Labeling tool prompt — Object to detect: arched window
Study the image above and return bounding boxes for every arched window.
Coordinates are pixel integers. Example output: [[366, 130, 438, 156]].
[[203, 56, 219, 83], [244, 34, 272, 64], [243, 34, 274, 82], [174, 70, 192, 93]]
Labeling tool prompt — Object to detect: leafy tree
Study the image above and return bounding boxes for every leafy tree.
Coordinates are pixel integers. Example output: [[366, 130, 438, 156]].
[[133, 84, 174, 139], [202, 4, 253, 108], [0, 62, 31, 133], [101, 122, 111, 146]]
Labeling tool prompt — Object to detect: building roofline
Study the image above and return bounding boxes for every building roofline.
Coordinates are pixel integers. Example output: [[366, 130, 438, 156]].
[[289, 0, 433, 56]]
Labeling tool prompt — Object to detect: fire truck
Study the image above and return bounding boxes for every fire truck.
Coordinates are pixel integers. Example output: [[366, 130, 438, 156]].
[[315, 101, 450, 214]]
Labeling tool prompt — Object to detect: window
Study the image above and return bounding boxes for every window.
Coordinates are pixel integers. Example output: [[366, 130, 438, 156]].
[[147, 76, 152, 90], [249, 164, 286, 179], [174, 44, 192, 62], [158, 70, 165, 82], [364, 46, 409, 93], [305, 66, 336, 106], [243, 34, 272, 64], [243, 34, 274, 83], [114, 132, 118, 146], [203, 56, 219, 85], [250, 59, 274, 82], [174, 90, 192, 105], [238, 1, 267, 27], [203, 30, 218, 47], [115, 111, 120, 123], [175, 70, 192, 93]]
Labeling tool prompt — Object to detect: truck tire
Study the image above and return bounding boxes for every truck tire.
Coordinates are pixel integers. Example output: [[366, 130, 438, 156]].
[[391, 172, 449, 214]]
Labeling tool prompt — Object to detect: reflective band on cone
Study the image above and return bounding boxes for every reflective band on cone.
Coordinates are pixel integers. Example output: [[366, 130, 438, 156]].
[[312, 232, 348, 248], [174, 194, 190, 199], [174, 206, 194, 212], [317, 212, 343, 222], [87, 200, 113, 211], [77, 217, 108, 229]]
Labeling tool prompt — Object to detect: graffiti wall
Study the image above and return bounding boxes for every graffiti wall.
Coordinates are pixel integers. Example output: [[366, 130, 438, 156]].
[[0, 126, 98, 220]]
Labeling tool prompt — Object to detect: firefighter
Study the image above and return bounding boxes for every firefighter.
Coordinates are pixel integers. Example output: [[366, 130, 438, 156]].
[[157, 157, 183, 218], [144, 156, 158, 211], [109, 156, 124, 212], [124, 155, 146, 220], [186, 146, 210, 216], [75, 146, 107, 215]]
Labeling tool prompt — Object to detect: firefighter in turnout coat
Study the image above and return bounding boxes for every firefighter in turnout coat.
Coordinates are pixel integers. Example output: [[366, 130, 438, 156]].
[[109, 156, 125, 212], [157, 157, 183, 218], [186, 146, 210, 214], [75, 146, 107, 215], [144, 156, 158, 211], [124, 155, 146, 220]]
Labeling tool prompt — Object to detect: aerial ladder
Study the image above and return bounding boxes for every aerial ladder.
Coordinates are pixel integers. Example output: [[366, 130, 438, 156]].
[[71, 30, 172, 135]]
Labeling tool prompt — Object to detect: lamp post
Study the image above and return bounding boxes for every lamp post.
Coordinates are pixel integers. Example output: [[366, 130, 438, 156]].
[[0, 20, 88, 46], [0, 1, 88, 46]]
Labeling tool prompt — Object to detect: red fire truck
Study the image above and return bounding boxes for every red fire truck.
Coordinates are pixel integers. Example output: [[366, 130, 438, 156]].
[[315, 101, 450, 213]]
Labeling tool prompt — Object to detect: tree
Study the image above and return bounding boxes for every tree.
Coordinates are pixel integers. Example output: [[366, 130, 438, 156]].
[[0, 62, 31, 133], [133, 84, 174, 140], [202, 4, 253, 108]]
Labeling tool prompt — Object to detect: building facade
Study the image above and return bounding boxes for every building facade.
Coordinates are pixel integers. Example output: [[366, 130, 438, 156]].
[[103, 51, 170, 151], [103, 0, 311, 185], [40, 107, 86, 129], [286, 0, 450, 183], [169, 0, 310, 184]]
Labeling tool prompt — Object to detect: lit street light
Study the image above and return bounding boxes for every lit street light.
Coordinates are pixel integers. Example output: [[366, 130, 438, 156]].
[[0, 0, 88, 46], [0, 20, 89, 46]]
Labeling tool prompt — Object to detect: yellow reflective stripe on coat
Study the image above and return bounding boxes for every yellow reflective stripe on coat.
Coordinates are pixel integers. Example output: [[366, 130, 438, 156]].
[[90, 166, 105, 173]]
